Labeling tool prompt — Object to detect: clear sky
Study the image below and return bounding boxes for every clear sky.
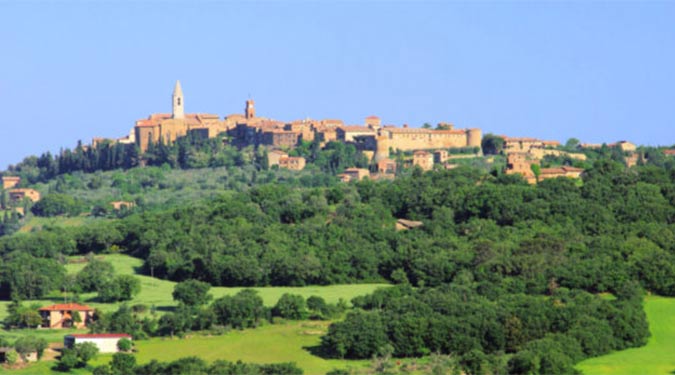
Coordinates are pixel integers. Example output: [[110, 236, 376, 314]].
[[1, 1, 674, 168]]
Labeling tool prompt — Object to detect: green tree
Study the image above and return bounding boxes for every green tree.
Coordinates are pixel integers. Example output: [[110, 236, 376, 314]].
[[110, 352, 136, 375], [75, 341, 99, 365], [58, 348, 79, 371], [76, 258, 115, 292], [272, 294, 308, 320], [117, 338, 133, 352], [172, 279, 212, 306], [30, 193, 81, 217], [481, 134, 505, 155], [212, 289, 266, 329]]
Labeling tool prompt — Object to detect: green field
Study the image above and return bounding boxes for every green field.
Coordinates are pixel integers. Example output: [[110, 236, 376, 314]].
[[103, 321, 371, 375], [577, 295, 675, 375], [0, 254, 389, 374], [3, 321, 373, 375], [0, 254, 388, 322], [0, 254, 388, 323]]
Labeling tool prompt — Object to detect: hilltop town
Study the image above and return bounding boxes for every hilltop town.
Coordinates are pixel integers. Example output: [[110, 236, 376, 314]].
[[89, 81, 648, 181], [1, 81, 669, 217]]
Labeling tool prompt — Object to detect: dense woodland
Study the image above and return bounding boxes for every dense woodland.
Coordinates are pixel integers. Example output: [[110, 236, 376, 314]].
[[1, 137, 675, 373]]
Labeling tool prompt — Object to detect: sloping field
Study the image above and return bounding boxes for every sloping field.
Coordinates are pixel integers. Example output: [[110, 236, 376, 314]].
[[577, 295, 675, 375], [63, 254, 388, 310]]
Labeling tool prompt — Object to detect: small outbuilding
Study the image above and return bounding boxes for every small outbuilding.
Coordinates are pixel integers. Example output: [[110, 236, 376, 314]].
[[64, 334, 132, 353]]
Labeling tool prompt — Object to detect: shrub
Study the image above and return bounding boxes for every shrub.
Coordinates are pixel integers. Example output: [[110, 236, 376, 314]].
[[117, 338, 133, 352]]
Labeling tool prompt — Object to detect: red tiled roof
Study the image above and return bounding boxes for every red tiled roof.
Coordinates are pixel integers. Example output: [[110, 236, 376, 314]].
[[66, 334, 131, 339], [39, 303, 94, 312], [664, 149, 675, 156], [366, 115, 380, 119]]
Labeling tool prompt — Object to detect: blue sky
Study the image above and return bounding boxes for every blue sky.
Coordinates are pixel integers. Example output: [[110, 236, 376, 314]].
[[1, 1, 674, 168]]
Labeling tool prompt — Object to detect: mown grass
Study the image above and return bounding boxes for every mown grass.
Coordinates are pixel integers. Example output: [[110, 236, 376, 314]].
[[64, 254, 389, 311], [576, 295, 675, 375], [90, 321, 372, 375]]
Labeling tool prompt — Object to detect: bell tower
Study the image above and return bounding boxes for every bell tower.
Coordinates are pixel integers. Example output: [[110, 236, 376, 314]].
[[172, 80, 184, 119], [245, 99, 255, 119]]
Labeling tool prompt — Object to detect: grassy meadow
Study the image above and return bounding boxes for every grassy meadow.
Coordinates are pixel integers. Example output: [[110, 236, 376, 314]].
[[0, 254, 388, 321], [91, 321, 374, 375], [576, 295, 675, 375], [0, 254, 390, 374]]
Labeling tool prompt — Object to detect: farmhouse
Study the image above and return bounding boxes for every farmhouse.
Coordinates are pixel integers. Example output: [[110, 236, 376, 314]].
[[338, 168, 370, 182], [1, 176, 20, 189], [7, 188, 41, 203], [39, 303, 94, 329], [110, 201, 135, 211], [64, 334, 132, 353], [412, 151, 434, 171], [278, 156, 306, 171]]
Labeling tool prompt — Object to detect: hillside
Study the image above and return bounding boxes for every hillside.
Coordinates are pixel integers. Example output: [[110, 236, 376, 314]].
[[1, 148, 675, 374]]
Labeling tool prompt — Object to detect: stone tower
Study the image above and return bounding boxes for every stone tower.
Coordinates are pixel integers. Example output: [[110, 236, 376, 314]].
[[245, 99, 255, 119], [172, 80, 185, 119]]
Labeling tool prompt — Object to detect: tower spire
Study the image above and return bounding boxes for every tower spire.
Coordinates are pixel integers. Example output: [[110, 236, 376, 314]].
[[172, 80, 184, 119]]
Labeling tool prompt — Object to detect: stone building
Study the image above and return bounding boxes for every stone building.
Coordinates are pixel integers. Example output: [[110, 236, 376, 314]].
[[267, 150, 289, 168], [134, 81, 232, 152], [377, 158, 397, 174], [412, 151, 434, 171], [338, 168, 370, 182], [1, 176, 20, 189], [434, 150, 448, 164], [538, 166, 584, 181], [110, 201, 135, 211], [505, 153, 537, 184], [8, 188, 40, 203], [373, 125, 481, 162], [278, 156, 306, 171], [337, 126, 376, 142], [261, 130, 300, 148]]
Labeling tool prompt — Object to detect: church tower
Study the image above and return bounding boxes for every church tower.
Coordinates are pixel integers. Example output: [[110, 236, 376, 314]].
[[245, 99, 255, 119], [172, 80, 185, 119]]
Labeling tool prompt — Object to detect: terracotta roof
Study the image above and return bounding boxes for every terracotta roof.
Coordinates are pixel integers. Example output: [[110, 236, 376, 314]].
[[413, 150, 432, 156], [66, 334, 131, 339], [396, 219, 424, 229], [39, 303, 94, 312], [366, 115, 380, 119], [663, 149, 675, 156]]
